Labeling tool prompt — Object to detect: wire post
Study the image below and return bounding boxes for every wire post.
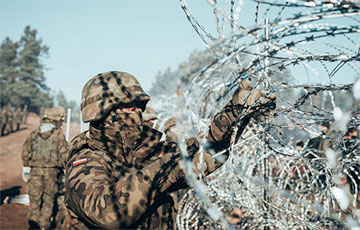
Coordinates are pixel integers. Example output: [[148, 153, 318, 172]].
[[66, 108, 71, 142], [264, 17, 270, 90], [264, 17, 270, 230]]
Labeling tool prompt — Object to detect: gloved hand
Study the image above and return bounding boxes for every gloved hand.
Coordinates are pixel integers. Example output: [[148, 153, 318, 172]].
[[232, 80, 276, 121], [22, 166, 31, 182], [226, 208, 243, 225], [185, 138, 218, 176]]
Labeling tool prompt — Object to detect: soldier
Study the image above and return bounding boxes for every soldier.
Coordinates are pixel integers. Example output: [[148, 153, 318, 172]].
[[14, 107, 22, 131], [48, 106, 71, 230], [307, 121, 333, 154], [296, 140, 304, 151], [64, 71, 276, 229], [142, 107, 158, 128], [163, 117, 178, 142], [22, 107, 68, 229], [4, 103, 14, 134], [0, 108, 6, 136]]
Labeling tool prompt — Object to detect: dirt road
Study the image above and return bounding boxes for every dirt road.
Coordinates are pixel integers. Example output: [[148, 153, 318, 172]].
[[0, 113, 80, 229]]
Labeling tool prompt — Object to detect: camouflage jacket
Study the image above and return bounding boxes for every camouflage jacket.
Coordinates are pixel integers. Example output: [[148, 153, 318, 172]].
[[22, 126, 68, 168], [65, 126, 182, 229], [65, 99, 250, 229]]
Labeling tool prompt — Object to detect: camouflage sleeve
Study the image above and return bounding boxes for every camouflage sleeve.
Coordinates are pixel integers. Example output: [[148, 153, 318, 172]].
[[55, 130, 69, 168], [66, 158, 121, 229], [207, 101, 250, 152], [66, 151, 186, 229], [22, 131, 35, 167], [183, 101, 251, 176]]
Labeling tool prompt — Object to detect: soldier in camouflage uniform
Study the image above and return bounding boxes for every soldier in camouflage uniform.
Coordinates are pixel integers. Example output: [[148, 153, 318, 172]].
[[4, 103, 14, 134], [49, 106, 71, 230], [307, 121, 332, 153], [22, 107, 69, 229], [64, 71, 276, 229], [14, 107, 22, 131], [0, 108, 6, 136]]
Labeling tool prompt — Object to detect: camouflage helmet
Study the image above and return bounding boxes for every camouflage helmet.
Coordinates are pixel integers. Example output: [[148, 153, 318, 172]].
[[42, 108, 50, 120], [164, 117, 177, 132], [81, 71, 150, 123], [43, 106, 66, 121], [143, 107, 158, 122], [51, 106, 66, 121]]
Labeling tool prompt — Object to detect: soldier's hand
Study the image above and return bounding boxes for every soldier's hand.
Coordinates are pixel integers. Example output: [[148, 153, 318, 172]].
[[185, 138, 218, 176], [226, 208, 243, 225], [232, 80, 276, 121]]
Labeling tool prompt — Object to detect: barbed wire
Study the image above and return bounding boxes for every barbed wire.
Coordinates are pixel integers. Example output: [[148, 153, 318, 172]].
[[170, 0, 360, 229]]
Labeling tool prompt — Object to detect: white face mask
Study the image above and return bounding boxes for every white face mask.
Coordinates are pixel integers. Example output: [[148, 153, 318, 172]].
[[40, 123, 55, 133]]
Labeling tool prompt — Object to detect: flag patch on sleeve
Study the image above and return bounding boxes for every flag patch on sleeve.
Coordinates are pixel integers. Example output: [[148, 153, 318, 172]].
[[73, 158, 88, 166]]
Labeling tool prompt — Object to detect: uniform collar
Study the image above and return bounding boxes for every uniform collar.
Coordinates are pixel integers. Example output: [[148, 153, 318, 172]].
[[86, 124, 163, 165]]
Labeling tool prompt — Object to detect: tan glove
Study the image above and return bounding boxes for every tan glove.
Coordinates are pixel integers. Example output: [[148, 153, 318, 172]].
[[232, 80, 276, 121], [227, 208, 243, 225], [185, 138, 218, 176]]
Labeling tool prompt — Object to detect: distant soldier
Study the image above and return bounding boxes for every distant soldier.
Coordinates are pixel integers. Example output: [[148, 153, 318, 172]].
[[22, 107, 68, 229], [4, 103, 14, 134], [303, 121, 335, 191], [14, 107, 22, 131], [50, 107, 71, 230], [0, 108, 6, 136], [142, 107, 158, 128], [306, 121, 334, 158], [296, 140, 304, 151], [342, 126, 359, 158]]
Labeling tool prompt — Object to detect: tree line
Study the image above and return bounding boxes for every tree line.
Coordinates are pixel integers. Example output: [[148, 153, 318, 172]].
[[0, 26, 77, 115], [149, 47, 357, 113]]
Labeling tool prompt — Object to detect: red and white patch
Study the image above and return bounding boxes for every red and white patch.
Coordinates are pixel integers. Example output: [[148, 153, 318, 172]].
[[73, 158, 88, 166]]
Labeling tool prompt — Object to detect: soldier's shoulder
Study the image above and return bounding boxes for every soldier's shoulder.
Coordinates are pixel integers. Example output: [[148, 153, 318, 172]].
[[53, 127, 65, 135], [66, 147, 107, 172], [66, 132, 112, 170], [51, 128, 66, 138], [29, 127, 41, 138], [69, 132, 88, 147], [66, 132, 91, 164], [23, 128, 40, 145]]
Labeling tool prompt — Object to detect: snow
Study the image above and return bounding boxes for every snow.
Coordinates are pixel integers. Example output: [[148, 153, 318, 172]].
[[325, 148, 338, 169], [330, 187, 350, 210], [207, 206, 222, 221], [333, 107, 351, 132]]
